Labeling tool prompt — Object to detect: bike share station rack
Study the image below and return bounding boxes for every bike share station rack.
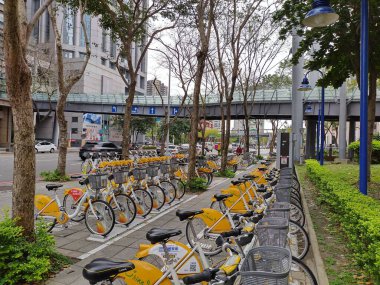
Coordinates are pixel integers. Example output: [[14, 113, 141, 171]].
[[276, 132, 291, 169]]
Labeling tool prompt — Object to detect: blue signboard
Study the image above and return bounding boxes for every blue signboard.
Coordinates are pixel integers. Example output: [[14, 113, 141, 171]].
[[111, 105, 117, 113], [172, 107, 179, 115], [131, 106, 139, 114], [149, 107, 156, 115]]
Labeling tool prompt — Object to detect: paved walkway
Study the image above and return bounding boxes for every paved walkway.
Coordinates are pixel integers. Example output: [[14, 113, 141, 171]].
[[29, 165, 319, 284]]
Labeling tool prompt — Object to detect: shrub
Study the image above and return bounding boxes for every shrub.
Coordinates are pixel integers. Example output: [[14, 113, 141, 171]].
[[305, 160, 380, 283], [142, 145, 156, 150], [186, 177, 208, 192], [40, 170, 70, 182], [0, 214, 72, 284], [256, 154, 264, 160], [348, 140, 380, 163], [215, 170, 235, 178]]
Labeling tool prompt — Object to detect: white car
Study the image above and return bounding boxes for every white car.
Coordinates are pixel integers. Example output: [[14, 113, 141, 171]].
[[35, 141, 57, 153], [167, 145, 179, 154]]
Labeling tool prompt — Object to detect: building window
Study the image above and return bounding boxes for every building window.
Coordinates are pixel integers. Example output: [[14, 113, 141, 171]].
[[72, 117, 78, 123], [63, 7, 75, 45], [140, 76, 145, 89], [102, 29, 107, 52], [80, 14, 91, 47], [79, 52, 86, 58], [101, 57, 107, 66], [45, 11, 50, 41], [109, 62, 116, 70], [32, 0, 40, 43], [63, 50, 74, 58], [110, 40, 116, 58], [71, 128, 78, 134]]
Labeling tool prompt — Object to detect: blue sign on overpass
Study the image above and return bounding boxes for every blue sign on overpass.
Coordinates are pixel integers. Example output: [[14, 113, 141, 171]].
[[131, 106, 139, 114]]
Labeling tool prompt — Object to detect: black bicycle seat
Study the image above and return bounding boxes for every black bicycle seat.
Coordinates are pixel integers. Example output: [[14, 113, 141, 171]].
[[45, 184, 63, 191], [214, 193, 233, 201], [146, 228, 182, 244], [231, 180, 243, 186], [83, 258, 135, 283], [176, 209, 204, 221]]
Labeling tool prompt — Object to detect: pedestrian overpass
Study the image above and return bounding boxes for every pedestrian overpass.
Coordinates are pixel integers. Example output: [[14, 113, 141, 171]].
[[31, 87, 380, 120]]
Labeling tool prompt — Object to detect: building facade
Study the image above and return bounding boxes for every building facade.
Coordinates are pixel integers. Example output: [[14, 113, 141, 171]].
[[147, 79, 168, 97]]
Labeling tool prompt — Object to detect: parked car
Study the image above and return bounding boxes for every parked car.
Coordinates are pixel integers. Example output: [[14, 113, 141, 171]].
[[180, 144, 190, 151], [167, 145, 180, 154], [79, 141, 121, 160], [35, 141, 57, 153]]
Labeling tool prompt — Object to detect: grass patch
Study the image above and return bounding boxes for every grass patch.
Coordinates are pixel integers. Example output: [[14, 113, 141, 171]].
[[297, 165, 373, 285], [214, 169, 235, 178], [40, 170, 70, 182], [186, 177, 208, 192]]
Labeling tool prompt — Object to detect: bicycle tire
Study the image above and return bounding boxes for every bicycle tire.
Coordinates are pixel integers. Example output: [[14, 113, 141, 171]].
[[35, 215, 57, 233], [63, 193, 85, 222], [84, 200, 115, 236], [147, 185, 166, 210], [290, 203, 305, 227], [289, 221, 310, 260], [113, 194, 137, 226], [171, 178, 186, 199], [160, 181, 177, 204], [185, 218, 222, 256], [290, 256, 318, 285], [131, 188, 154, 217]]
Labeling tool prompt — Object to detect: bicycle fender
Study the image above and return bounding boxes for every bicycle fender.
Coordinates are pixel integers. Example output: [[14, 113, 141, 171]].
[[64, 188, 85, 202], [135, 244, 153, 259]]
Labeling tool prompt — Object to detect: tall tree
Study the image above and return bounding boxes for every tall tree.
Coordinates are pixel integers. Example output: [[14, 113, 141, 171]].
[[49, 1, 91, 175], [4, 0, 53, 238], [274, 1, 380, 180], [83, 0, 176, 158]]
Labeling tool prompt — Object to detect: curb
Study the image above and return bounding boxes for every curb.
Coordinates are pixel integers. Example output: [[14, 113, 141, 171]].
[[296, 167, 330, 285]]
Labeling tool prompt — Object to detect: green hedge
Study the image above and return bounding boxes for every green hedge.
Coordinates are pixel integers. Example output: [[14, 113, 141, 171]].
[[306, 160, 380, 283], [348, 140, 380, 163]]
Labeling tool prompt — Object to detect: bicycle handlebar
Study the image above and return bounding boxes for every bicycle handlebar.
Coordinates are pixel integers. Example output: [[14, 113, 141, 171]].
[[182, 268, 219, 285]]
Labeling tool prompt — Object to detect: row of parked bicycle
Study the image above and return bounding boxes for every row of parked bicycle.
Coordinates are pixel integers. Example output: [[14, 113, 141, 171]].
[[80, 164, 318, 285]]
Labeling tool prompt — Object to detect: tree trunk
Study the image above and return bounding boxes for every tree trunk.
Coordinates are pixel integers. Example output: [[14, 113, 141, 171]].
[[4, 0, 35, 238], [221, 99, 232, 172], [244, 116, 250, 152], [56, 96, 68, 175], [256, 119, 260, 156], [122, 80, 136, 158], [367, 68, 377, 181]]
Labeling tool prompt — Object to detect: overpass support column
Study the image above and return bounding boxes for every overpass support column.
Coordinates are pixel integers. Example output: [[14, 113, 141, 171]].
[[348, 119, 356, 159], [305, 119, 316, 159], [339, 82, 347, 159], [291, 29, 304, 165]]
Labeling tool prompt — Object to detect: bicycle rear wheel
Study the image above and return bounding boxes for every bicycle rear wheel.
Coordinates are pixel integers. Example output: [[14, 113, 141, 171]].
[[84, 200, 115, 236], [185, 218, 222, 256], [148, 185, 166, 210], [35, 215, 56, 233], [63, 193, 85, 222]]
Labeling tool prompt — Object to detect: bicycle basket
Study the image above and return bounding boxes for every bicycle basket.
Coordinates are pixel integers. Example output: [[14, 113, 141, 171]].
[[170, 161, 179, 172], [160, 163, 170, 175], [113, 171, 128, 184], [240, 246, 291, 285], [274, 187, 291, 203], [88, 174, 108, 190], [147, 165, 159, 177], [197, 157, 207, 167], [133, 168, 147, 181], [256, 217, 289, 248], [266, 202, 290, 220]]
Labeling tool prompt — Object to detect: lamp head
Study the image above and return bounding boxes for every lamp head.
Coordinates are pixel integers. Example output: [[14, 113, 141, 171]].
[[303, 0, 339, 28], [298, 76, 312, 91], [305, 103, 313, 113]]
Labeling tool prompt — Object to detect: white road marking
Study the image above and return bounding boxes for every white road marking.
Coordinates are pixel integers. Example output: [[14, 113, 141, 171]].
[[209, 178, 229, 189], [78, 195, 198, 260]]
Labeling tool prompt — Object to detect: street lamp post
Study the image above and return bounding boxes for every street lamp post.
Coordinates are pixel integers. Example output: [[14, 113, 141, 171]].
[[303, 0, 368, 194], [298, 70, 325, 165]]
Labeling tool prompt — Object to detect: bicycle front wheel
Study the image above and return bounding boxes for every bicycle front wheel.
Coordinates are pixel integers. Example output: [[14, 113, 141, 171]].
[[112, 194, 137, 226], [289, 221, 310, 260], [290, 256, 318, 285], [85, 200, 115, 236], [171, 178, 186, 199], [160, 181, 176, 204], [148, 185, 166, 210], [131, 188, 153, 217]]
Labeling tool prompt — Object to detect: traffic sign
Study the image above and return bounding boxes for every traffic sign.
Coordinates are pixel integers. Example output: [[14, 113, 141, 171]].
[[112, 105, 117, 113], [149, 107, 156, 115], [172, 107, 179, 115], [131, 106, 139, 114]]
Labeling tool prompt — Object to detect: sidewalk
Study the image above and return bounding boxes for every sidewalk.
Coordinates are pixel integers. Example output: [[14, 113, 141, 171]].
[[42, 166, 322, 285]]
